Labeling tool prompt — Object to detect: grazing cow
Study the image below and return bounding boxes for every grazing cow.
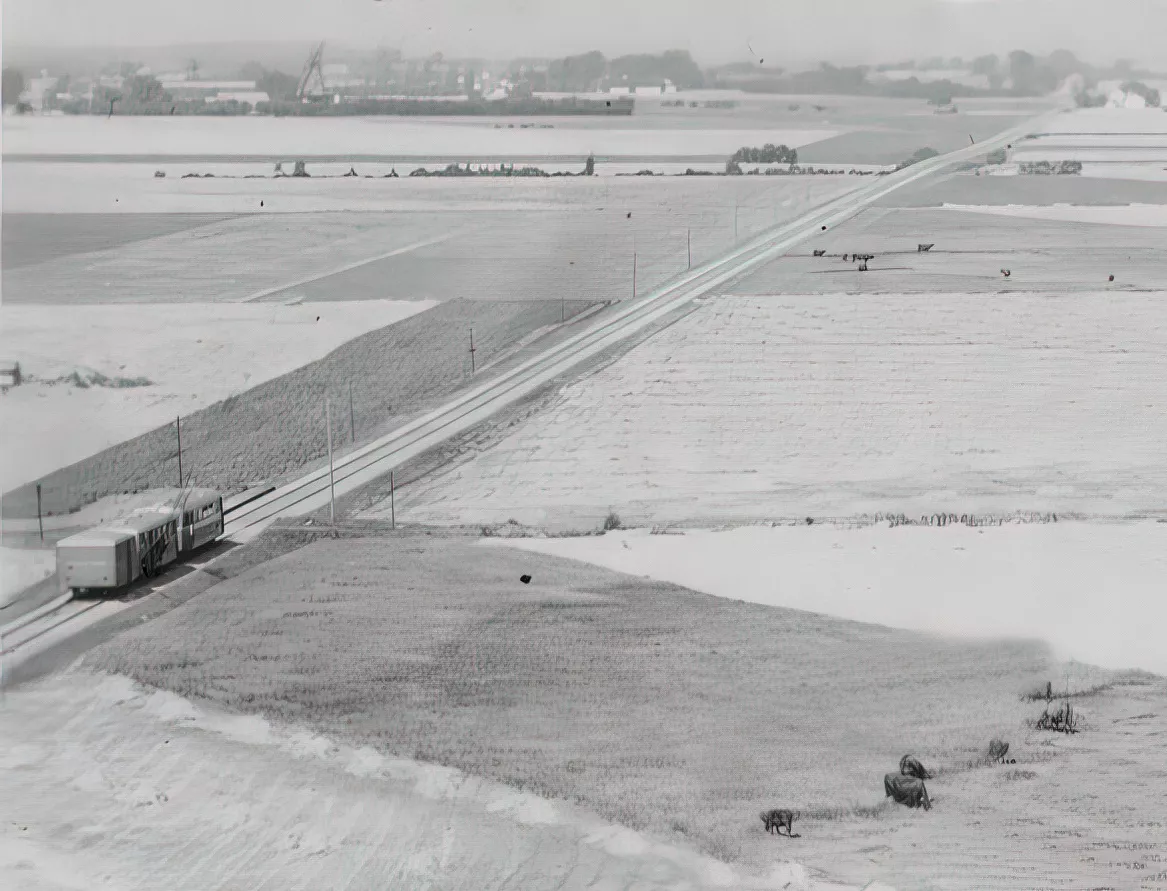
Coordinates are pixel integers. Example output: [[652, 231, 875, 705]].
[[761, 809, 800, 837], [884, 773, 932, 810], [899, 754, 932, 780]]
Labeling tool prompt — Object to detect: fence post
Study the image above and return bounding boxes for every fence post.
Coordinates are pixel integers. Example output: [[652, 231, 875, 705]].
[[36, 483, 44, 543]]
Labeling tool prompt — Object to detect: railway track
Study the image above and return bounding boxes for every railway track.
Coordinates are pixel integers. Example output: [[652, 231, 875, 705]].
[[224, 111, 1062, 540]]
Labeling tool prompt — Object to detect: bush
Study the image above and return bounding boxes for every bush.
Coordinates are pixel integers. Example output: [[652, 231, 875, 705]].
[[602, 510, 622, 531], [1034, 700, 1079, 734]]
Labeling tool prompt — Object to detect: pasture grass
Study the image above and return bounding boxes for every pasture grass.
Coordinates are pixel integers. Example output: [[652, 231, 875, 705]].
[[88, 532, 1054, 863]]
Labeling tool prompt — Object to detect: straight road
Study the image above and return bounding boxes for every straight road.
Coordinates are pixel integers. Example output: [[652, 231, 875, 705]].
[[225, 110, 1066, 541]]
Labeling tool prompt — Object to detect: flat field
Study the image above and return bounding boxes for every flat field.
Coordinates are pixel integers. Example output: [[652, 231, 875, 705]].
[[0, 299, 432, 493], [0, 114, 838, 160], [1, 297, 595, 518], [83, 532, 1167, 889], [730, 207, 1167, 294], [503, 523, 1167, 677], [385, 291, 1167, 529], [1, 178, 860, 303], [3, 669, 794, 891]]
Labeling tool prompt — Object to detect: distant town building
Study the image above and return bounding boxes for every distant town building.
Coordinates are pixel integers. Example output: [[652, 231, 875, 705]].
[[206, 91, 270, 106]]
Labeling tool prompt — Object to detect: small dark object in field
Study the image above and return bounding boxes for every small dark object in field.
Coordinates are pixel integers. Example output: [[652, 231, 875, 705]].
[[988, 738, 1010, 763], [899, 754, 932, 779], [1001, 268, 1011, 278], [1109, 274, 1115, 282], [761, 808, 800, 836], [813, 249, 826, 257], [918, 243, 934, 252], [627, 212, 632, 218], [805, 517, 813, 525], [884, 773, 931, 810], [154, 170, 166, 178], [260, 201, 264, 207], [520, 574, 532, 584], [821, 225, 827, 230]]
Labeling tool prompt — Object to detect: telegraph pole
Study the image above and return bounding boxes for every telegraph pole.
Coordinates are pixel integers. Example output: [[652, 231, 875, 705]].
[[469, 328, 476, 373], [36, 484, 44, 543], [326, 399, 336, 525], [176, 416, 183, 488]]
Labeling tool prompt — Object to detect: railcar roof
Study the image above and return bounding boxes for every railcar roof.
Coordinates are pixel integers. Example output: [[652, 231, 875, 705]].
[[56, 527, 135, 548]]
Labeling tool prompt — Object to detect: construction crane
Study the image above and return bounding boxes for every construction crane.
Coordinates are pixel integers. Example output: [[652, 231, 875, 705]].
[[297, 41, 327, 101]]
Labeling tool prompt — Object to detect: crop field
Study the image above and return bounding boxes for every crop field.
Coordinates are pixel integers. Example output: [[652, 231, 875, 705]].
[[387, 291, 1167, 529], [83, 532, 1167, 888], [1, 297, 595, 518]]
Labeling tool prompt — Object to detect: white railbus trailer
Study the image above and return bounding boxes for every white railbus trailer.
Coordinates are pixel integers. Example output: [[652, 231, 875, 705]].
[[55, 488, 223, 595]]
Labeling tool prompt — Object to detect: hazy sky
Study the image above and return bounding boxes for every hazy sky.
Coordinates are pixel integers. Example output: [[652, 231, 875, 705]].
[[4, 0, 1166, 67]]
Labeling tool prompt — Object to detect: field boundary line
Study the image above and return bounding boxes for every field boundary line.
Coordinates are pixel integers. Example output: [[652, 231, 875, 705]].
[[236, 230, 462, 303]]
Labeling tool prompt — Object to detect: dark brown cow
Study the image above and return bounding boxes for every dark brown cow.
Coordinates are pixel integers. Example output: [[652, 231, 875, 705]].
[[760, 809, 800, 836], [884, 773, 932, 810]]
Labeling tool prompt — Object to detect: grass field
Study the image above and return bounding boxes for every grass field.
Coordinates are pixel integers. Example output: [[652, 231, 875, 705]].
[[82, 530, 1167, 888], [1, 298, 595, 518], [387, 291, 1167, 529], [84, 534, 1048, 865], [729, 207, 1167, 294]]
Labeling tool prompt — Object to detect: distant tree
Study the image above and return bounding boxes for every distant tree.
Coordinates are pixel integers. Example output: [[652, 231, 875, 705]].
[[123, 74, 169, 105], [609, 50, 705, 89], [2, 67, 25, 106], [1046, 49, 1084, 81], [548, 51, 606, 92]]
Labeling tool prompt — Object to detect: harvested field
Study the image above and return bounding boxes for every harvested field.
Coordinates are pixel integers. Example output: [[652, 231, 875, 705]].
[[385, 292, 1167, 528], [1, 179, 860, 304], [729, 207, 1167, 293], [2, 298, 595, 518], [83, 531, 1167, 888]]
